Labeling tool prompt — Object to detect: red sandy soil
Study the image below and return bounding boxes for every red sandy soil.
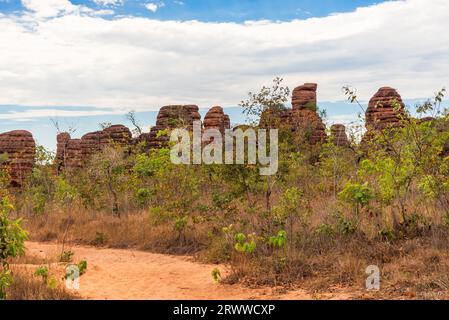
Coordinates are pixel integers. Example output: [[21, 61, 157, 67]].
[[24, 242, 355, 300]]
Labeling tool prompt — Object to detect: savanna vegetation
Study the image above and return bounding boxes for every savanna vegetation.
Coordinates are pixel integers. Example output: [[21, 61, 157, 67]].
[[1, 78, 449, 299]]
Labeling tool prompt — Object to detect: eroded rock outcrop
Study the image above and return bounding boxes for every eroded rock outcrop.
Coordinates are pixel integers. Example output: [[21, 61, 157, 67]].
[[330, 124, 350, 147], [291, 83, 327, 144], [65, 139, 83, 170], [81, 125, 132, 159], [56, 132, 71, 171], [203, 106, 231, 134], [260, 83, 326, 145], [57, 125, 132, 171], [147, 105, 201, 149], [365, 87, 406, 131], [292, 83, 318, 111], [362, 87, 407, 147], [0, 130, 36, 186]]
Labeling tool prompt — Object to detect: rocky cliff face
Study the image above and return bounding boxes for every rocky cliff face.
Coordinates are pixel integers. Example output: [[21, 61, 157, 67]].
[[0, 130, 36, 186], [330, 124, 350, 147]]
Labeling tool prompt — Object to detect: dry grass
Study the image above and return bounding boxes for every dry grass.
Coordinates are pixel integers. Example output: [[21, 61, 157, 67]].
[[24, 209, 211, 255], [6, 255, 78, 300], [222, 231, 449, 299], [18, 189, 449, 300], [6, 271, 77, 300]]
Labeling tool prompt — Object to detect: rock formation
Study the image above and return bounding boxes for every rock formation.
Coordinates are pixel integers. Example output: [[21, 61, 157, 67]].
[[57, 125, 132, 171], [292, 83, 318, 111], [147, 105, 201, 149], [56, 133, 83, 172], [0, 130, 36, 186], [365, 87, 406, 131], [291, 83, 327, 144], [330, 124, 350, 147], [64, 139, 83, 170], [56, 132, 71, 172], [203, 106, 231, 134], [362, 87, 407, 147], [81, 125, 132, 159], [260, 83, 327, 145]]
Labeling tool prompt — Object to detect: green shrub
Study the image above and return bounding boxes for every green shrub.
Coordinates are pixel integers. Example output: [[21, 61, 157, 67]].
[[34, 266, 49, 281], [234, 233, 257, 254], [268, 230, 287, 248], [0, 197, 28, 299]]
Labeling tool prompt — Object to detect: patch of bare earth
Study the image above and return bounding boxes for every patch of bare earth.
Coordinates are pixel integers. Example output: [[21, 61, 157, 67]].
[[24, 242, 357, 300]]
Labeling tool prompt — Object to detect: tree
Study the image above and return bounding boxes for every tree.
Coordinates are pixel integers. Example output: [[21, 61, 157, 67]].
[[87, 146, 130, 218], [126, 111, 143, 137], [345, 86, 448, 230], [240, 77, 290, 211]]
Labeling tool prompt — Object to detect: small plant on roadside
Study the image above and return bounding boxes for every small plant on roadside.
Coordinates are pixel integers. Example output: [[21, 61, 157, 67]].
[[46, 276, 59, 289], [60, 250, 74, 263], [91, 232, 108, 246], [77, 260, 87, 275], [211, 268, 221, 283], [34, 266, 49, 282]]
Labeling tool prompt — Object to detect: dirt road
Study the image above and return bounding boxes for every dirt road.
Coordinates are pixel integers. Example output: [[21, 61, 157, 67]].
[[24, 242, 351, 300]]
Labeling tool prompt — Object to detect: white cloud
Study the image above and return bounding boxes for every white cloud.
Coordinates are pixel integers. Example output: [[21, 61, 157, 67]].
[[93, 0, 124, 6], [0, 0, 448, 115], [145, 2, 165, 13], [0, 108, 125, 120], [20, 0, 115, 18], [21, 0, 78, 18], [145, 3, 158, 12]]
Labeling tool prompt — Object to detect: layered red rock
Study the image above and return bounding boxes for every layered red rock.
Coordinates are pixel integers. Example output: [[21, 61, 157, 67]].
[[330, 124, 350, 147], [104, 125, 133, 147], [57, 125, 132, 171], [291, 108, 327, 145], [259, 83, 326, 145], [361, 87, 407, 148], [147, 105, 201, 149], [292, 83, 327, 144], [0, 130, 36, 186], [203, 106, 231, 134], [292, 83, 318, 111], [56, 132, 71, 172], [365, 87, 406, 131], [81, 125, 132, 159], [64, 139, 83, 170]]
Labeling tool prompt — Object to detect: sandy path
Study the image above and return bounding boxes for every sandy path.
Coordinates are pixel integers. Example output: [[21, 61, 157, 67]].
[[25, 242, 323, 300]]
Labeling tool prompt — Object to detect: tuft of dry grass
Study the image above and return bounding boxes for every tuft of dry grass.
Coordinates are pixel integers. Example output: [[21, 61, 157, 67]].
[[6, 269, 77, 300]]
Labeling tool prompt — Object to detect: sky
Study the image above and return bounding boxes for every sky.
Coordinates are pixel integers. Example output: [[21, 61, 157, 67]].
[[0, 0, 448, 150]]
